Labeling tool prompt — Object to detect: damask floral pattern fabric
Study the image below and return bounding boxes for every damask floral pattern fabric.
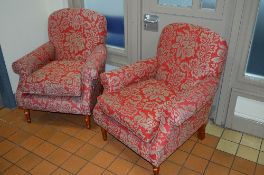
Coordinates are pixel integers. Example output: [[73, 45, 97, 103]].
[[100, 58, 157, 92], [12, 8, 107, 116], [94, 23, 228, 168], [98, 79, 177, 142], [12, 42, 55, 78], [48, 8, 107, 61], [21, 60, 85, 96], [156, 23, 227, 92]]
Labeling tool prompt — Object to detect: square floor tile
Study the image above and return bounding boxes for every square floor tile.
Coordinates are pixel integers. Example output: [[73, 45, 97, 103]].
[[258, 151, 264, 165], [136, 158, 153, 171], [0, 157, 12, 173], [102, 170, 116, 175], [184, 155, 208, 173], [168, 150, 189, 165], [52, 168, 72, 175], [47, 148, 71, 166], [2, 165, 26, 175], [88, 133, 108, 148], [127, 165, 152, 175], [222, 129, 242, 143], [191, 143, 214, 160], [30, 160, 57, 175], [119, 148, 140, 163], [204, 162, 229, 175], [178, 168, 200, 175], [261, 140, 264, 152], [33, 142, 57, 158], [211, 150, 234, 168], [60, 137, 84, 153], [74, 128, 96, 142], [3, 146, 29, 163], [216, 139, 238, 155], [160, 161, 181, 175], [179, 140, 196, 153], [241, 134, 262, 150], [0, 140, 15, 156], [20, 135, 43, 151], [108, 157, 133, 175], [47, 131, 70, 146], [34, 127, 56, 140], [76, 143, 100, 160], [232, 157, 256, 175], [91, 150, 116, 168], [7, 130, 30, 144], [16, 153, 42, 171], [104, 139, 126, 155], [255, 164, 264, 175], [205, 122, 224, 137], [61, 155, 86, 174], [78, 163, 104, 175], [229, 170, 245, 175], [198, 133, 219, 148], [236, 145, 259, 162]]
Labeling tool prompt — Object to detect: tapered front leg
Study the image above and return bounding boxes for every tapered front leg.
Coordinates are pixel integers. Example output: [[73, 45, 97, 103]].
[[24, 109, 31, 123], [101, 127, 107, 141], [198, 124, 206, 140], [153, 166, 160, 175], [85, 115, 90, 129]]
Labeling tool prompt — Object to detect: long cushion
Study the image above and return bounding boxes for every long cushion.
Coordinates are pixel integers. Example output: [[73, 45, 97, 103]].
[[21, 60, 85, 96], [97, 79, 177, 142]]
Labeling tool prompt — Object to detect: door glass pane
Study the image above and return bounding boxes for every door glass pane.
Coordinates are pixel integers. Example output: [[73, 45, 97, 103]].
[[246, 0, 264, 77], [159, 0, 193, 8], [201, 0, 217, 9], [84, 0, 125, 48]]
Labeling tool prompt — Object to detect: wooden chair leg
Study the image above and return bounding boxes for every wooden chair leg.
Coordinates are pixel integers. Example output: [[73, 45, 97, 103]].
[[85, 115, 90, 129], [101, 127, 107, 141], [153, 166, 160, 175], [24, 109, 31, 123], [198, 124, 206, 140]]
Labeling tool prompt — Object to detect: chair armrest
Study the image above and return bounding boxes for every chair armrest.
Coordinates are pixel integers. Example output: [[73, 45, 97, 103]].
[[81, 44, 107, 81], [100, 58, 158, 92], [12, 42, 55, 77], [160, 77, 219, 126]]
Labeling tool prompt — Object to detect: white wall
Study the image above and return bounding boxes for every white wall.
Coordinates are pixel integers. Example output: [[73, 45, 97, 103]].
[[0, 0, 68, 93]]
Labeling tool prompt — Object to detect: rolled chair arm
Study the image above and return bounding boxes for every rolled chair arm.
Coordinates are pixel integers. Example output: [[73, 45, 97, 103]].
[[100, 58, 158, 92], [12, 42, 55, 77]]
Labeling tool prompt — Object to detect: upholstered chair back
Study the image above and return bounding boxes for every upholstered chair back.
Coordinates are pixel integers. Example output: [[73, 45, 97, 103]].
[[156, 23, 228, 92], [48, 8, 107, 61]]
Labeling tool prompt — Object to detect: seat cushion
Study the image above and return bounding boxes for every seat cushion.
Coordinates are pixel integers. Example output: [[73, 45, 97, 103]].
[[97, 79, 176, 142], [21, 60, 85, 96]]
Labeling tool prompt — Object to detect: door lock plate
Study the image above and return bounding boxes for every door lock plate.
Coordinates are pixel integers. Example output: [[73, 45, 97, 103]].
[[144, 14, 159, 32]]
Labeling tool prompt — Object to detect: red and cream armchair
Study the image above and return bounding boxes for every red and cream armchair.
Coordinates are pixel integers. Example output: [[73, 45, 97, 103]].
[[93, 23, 228, 174], [12, 8, 107, 128]]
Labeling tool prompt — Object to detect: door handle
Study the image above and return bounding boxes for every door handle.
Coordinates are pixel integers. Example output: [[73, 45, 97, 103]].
[[144, 14, 159, 32]]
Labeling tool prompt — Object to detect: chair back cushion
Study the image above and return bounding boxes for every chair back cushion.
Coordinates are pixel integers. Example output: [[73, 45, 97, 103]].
[[48, 8, 107, 61], [156, 23, 228, 92]]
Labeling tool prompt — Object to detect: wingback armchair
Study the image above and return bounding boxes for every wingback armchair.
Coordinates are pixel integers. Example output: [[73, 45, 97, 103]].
[[12, 8, 107, 128], [93, 23, 228, 174]]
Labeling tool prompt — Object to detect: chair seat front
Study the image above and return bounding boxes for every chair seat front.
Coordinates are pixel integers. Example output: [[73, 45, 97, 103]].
[[98, 79, 177, 142], [21, 60, 85, 96]]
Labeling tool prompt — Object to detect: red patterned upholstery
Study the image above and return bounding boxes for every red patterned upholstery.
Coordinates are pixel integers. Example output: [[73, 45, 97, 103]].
[[12, 8, 107, 118], [93, 23, 228, 167]]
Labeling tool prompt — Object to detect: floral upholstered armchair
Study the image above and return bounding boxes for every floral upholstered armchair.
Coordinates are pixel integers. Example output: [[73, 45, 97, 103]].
[[12, 8, 107, 128], [93, 23, 228, 174]]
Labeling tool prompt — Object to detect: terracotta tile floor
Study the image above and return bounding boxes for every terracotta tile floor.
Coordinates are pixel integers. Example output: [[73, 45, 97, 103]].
[[0, 108, 263, 175]]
